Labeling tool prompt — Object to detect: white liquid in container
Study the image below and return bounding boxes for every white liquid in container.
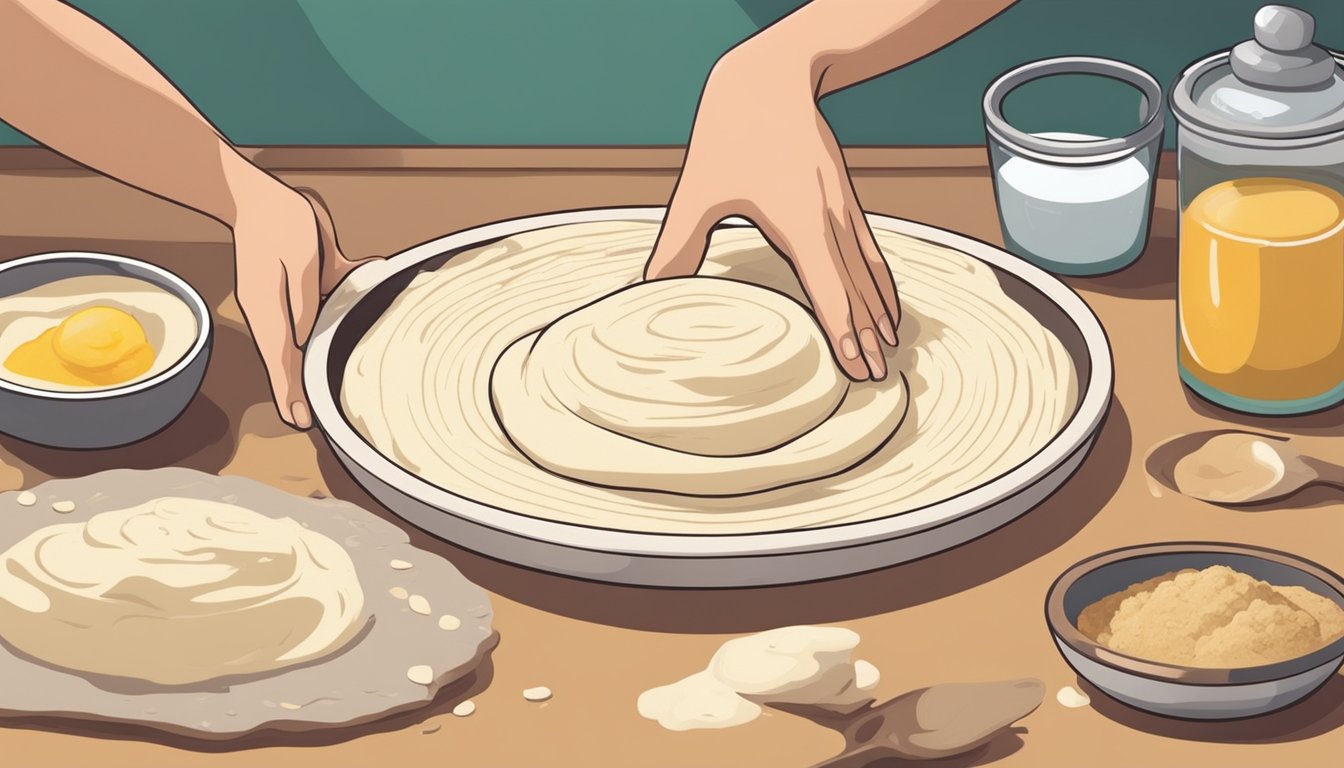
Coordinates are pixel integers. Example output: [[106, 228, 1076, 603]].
[[995, 132, 1152, 271]]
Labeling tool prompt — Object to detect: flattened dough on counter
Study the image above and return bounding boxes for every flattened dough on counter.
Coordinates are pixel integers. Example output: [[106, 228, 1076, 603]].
[[0, 469, 496, 741]]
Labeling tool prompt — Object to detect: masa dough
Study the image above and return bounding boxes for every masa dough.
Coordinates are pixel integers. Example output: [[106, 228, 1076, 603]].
[[638, 625, 879, 731], [342, 221, 1077, 533], [0, 497, 364, 685], [491, 277, 908, 495], [0, 274, 197, 392]]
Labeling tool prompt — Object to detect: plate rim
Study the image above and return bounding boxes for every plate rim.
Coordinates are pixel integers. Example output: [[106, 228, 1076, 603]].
[[304, 206, 1113, 558]]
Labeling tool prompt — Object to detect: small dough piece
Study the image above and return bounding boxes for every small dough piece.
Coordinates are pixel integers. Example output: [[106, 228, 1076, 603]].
[[50, 500, 75, 513], [390, 559, 414, 570], [854, 659, 880, 691], [439, 614, 462, 631], [407, 665, 434, 685], [15, 492, 36, 507], [523, 686, 552, 702], [710, 626, 876, 713], [452, 700, 476, 717], [639, 625, 879, 731], [1056, 685, 1090, 708], [637, 671, 762, 732], [389, 586, 409, 600], [408, 594, 431, 615]]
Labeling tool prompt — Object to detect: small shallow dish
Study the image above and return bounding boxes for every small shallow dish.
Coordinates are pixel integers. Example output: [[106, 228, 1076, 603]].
[[1046, 543, 1344, 719], [0, 252, 211, 449]]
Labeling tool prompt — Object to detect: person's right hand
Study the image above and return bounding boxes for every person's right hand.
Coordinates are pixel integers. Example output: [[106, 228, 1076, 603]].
[[645, 46, 901, 381], [231, 182, 378, 429]]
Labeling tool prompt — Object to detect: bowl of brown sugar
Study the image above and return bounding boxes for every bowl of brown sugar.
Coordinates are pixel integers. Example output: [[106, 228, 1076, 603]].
[[1046, 543, 1344, 719]]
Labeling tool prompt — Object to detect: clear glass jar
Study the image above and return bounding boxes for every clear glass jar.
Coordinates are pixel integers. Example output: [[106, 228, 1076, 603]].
[[984, 57, 1164, 275], [1170, 5, 1344, 415]]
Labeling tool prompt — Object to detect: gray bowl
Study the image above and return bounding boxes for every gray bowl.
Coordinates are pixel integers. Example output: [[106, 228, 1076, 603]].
[[0, 252, 211, 449], [1046, 543, 1344, 720]]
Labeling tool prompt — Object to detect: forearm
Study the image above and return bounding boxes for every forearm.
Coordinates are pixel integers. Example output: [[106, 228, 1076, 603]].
[[733, 0, 1016, 98], [0, 0, 279, 227]]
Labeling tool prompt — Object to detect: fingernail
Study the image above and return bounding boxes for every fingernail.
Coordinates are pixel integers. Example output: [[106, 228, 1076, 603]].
[[840, 336, 860, 360], [865, 353, 886, 380], [879, 316, 897, 346], [859, 327, 880, 354], [290, 400, 312, 430]]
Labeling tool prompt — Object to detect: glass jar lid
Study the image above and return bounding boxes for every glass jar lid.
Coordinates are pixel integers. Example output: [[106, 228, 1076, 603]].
[[1171, 5, 1344, 145]]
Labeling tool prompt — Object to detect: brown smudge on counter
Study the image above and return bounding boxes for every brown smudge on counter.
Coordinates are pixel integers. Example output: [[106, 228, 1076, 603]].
[[0, 459, 23, 493], [215, 291, 247, 331], [805, 678, 1045, 767], [221, 402, 331, 498]]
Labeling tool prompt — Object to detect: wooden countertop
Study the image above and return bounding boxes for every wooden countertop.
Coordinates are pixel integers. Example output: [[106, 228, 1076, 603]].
[[1, 147, 1341, 767]]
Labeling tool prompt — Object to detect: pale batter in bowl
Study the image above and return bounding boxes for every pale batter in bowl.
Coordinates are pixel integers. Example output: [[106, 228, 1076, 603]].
[[0, 274, 197, 392], [341, 221, 1078, 534]]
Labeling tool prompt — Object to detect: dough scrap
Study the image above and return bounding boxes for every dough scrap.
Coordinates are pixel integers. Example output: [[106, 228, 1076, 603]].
[[639, 625, 879, 731]]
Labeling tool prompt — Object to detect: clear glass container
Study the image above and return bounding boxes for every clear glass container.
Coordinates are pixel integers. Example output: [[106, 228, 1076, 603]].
[[1171, 5, 1344, 415], [984, 57, 1165, 275]]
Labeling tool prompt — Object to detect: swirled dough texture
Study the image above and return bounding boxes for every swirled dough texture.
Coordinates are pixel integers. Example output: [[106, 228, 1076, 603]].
[[343, 221, 1077, 533], [0, 497, 364, 685], [491, 277, 907, 495]]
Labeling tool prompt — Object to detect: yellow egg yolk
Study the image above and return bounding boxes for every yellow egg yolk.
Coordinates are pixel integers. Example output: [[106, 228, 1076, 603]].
[[4, 306, 155, 387]]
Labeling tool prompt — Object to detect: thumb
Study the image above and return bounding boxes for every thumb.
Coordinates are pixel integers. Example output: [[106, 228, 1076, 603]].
[[271, 343, 311, 431], [646, 201, 716, 280]]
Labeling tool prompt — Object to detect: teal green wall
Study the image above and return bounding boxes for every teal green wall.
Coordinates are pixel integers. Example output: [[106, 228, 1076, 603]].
[[2, 0, 1342, 147]]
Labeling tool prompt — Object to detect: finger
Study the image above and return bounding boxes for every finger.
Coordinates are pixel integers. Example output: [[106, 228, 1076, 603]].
[[829, 215, 886, 381], [762, 215, 869, 381], [284, 249, 320, 349], [848, 207, 901, 346], [295, 186, 364, 296], [646, 196, 717, 280], [237, 275, 310, 430]]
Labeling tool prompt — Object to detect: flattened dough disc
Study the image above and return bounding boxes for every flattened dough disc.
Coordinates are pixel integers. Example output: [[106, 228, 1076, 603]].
[[0, 468, 496, 741]]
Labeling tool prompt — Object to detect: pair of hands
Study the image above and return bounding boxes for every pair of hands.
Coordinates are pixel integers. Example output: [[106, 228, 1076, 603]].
[[242, 51, 899, 430]]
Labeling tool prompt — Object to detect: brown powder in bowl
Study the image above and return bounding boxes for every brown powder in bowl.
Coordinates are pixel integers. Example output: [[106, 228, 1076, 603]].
[[1078, 565, 1344, 668]]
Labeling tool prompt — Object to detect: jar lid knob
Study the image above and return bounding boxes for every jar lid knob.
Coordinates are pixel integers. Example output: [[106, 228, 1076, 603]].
[[1231, 5, 1337, 88], [1255, 5, 1313, 51]]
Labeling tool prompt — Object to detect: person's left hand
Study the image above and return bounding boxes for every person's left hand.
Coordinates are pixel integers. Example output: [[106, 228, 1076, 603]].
[[231, 182, 379, 429]]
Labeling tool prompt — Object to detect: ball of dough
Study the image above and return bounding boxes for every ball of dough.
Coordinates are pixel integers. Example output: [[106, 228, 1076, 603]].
[[490, 278, 908, 496]]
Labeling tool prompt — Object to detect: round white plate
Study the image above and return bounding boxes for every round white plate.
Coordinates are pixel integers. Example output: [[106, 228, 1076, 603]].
[[305, 208, 1113, 587]]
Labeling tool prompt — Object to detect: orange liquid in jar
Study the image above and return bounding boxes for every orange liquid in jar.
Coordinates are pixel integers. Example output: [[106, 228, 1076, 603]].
[[1179, 177, 1344, 406]]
